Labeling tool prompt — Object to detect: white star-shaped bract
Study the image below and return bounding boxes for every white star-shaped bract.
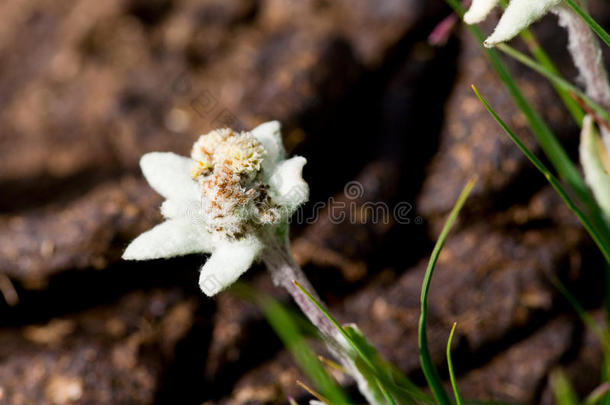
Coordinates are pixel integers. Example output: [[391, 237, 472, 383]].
[[122, 121, 309, 296], [464, 0, 561, 47]]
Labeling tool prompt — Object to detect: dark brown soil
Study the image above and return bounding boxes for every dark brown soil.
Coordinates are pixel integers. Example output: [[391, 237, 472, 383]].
[[1, 0, 610, 403]]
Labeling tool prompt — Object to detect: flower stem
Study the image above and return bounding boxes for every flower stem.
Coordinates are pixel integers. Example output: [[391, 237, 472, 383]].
[[261, 235, 340, 341], [555, 1, 610, 148], [262, 234, 388, 404]]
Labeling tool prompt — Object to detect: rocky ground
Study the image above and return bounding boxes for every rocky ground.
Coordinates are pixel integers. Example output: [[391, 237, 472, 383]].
[[1, 0, 610, 404]]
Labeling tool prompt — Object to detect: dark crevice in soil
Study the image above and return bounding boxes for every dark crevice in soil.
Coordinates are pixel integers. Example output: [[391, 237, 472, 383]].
[[154, 297, 217, 405], [296, 19, 457, 210], [410, 308, 561, 387], [425, 242, 606, 386], [197, 314, 282, 402], [0, 256, 205, 328], [127, 0, 173, 27], [294, 25, 460, 277], [0, 168, 124, 213]]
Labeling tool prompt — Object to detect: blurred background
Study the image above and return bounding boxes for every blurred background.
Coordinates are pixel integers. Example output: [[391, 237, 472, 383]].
[[1, 0, 610, 403]]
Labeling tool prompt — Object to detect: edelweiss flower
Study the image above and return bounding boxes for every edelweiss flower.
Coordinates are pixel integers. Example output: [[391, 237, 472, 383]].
[[464, 0, 561, 47], [122, 121, 309, 296]]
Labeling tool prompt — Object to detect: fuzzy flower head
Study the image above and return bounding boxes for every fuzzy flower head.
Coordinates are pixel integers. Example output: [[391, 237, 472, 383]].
[[190, 128, 280, 238], [464, 0, 561, 47], [122, 121, 308, 296]]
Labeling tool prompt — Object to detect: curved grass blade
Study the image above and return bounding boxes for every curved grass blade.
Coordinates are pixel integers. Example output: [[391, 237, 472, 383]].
[[445, 0, 610, 251], [518, 28, 585, 124], [550, 369, 580, 405], [377, 379, 398, 405], [294, 281, 433, 405], [472, 85, 610, 264], [550, 275, 610, 383], [297, 380, 332, 405], [446, 323, 463, 405], [563, 0, 610, 48], [496, 43, 610, 125], [292, 282, 387, 398], [549, 275, 606, 341], [318, 356, 346, 374], [419, 179, 475, 405], [233, 283, 350, 404], [585, 382, 610, 405], [444, 0, 594, 216]]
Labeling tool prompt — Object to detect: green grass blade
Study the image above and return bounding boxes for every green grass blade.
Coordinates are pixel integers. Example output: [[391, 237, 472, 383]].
[[448, 0, 610, 263], [445, 0, 600, 220], [563, 0, 610, 47], [462, 401, 522, 405], [518, 28, 585, 124], [446, 323, 463, 405], [294, 282, 433, 405], [551, 369, 580, 405], [606, 265, 610, 327], [472, 85, 610, 264], [550, 245, 610, 397], [550, 275, 606, 342], [293, 282, 387, 391], [297, 380, 333, 404], [233, 283, 350, 404], [604, 367, 610, 405], [584, 383, 610, 405], [419, 178, 475, 405], [377, 380, 398, 405], [496, 43, 610, 124]]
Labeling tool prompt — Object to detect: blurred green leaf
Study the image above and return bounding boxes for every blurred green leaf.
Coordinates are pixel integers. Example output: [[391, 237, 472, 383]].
[[419, 179, 474, 405], [232, 283, 350, 404], [294, 282, 432, 404], [584, 382, 610, 405], [551, 369, 580, 405]]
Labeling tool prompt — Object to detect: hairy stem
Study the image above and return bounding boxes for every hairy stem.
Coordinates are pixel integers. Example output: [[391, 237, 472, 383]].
[[262, 237, 340, 340], [555, 1, 610, 148], [262, 234, 387, 405]]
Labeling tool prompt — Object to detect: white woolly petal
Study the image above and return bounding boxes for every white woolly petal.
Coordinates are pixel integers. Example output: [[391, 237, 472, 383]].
[[140, 152, 199, 201], [123, 218, 213, 260], [251, 121, 285, 173], [268, 156, 309, 212], [580, 116, 610, 217], [198, 237, 263, 296], [464, 0, 499, 24], [484, 0, 561, 47], [160, 198, 202, 221]]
